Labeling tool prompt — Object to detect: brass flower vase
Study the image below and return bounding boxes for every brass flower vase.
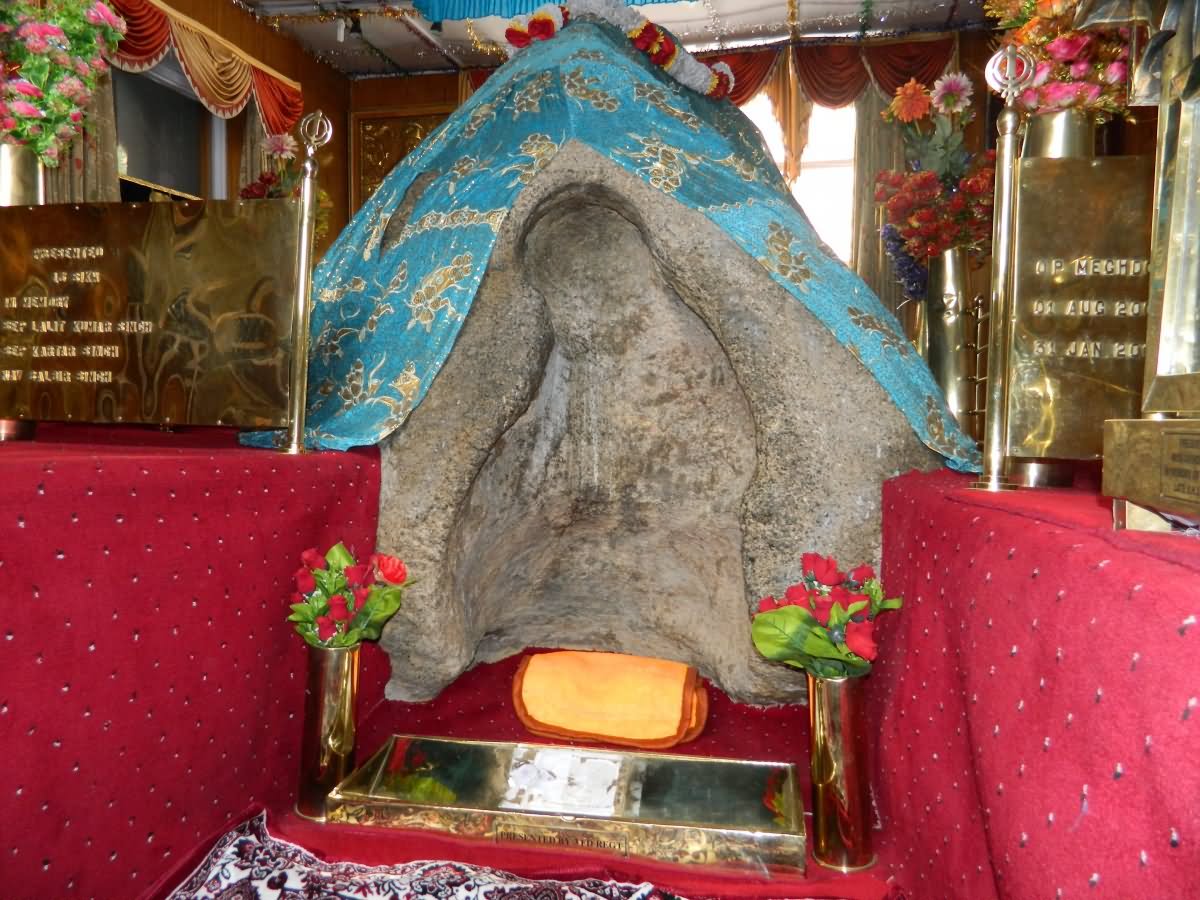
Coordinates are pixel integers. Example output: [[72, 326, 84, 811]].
[[808, 673, 876, 871], [296, 643, 360, 822], [926, 247, 975, 440], [0, 144, 43, 442]]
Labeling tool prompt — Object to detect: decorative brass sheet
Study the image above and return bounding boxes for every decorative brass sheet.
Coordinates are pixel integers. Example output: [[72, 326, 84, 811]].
[[326, 735, 806, 872], [351, 109, 452, 214], [1007, 156, 1153, 459], [0, 200, 300, 427], [1103, 418, 1200, 518]]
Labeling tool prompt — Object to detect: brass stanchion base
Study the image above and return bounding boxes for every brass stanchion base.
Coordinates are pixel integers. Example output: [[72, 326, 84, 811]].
[[968, 473, 1021, 492], [1008, 458, 1075, 488], [814, 853, 879, 874], [293, 802, 328, 824], [0, 419, 35, 442]]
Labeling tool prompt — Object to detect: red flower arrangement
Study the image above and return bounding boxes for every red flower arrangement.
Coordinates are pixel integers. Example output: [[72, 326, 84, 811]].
[[751, 553, 902, 678], [287, 541, 408, 648], [874, 160, 996, 262]]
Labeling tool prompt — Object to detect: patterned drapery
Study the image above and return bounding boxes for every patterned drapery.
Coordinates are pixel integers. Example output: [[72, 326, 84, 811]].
[[108, 0, 305, 135], [46, 76, 121, 204], [850, 84, 906, 314], [795, 38, 954, 108]]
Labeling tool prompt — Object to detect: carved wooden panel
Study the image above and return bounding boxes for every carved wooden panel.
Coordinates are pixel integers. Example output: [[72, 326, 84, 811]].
[[351, 108, 452, 214]]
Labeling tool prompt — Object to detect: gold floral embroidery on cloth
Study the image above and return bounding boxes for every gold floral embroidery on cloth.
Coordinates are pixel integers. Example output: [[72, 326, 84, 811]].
[[618, 135, 700, 193], [463, 101, 498, 140], [502, 134, 561, 187], [312, 267, 404, 367], [407, 252, 473, 331], [846, 306, 911, 358], [713, 152, 768, 184], [633, 82, 700, 131], [567, 49, 606, 62], [395, 207, 508, 243], [923, 395, 964, 457], [759, 222, 812, 291], [513, 71, 555, 117], [316, 276, 367, 305], [362, 207, 391, 262], [564, 67, 618, 111]]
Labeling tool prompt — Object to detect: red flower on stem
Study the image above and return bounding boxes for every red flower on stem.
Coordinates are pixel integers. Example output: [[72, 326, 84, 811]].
[[801, 552, 844, 587], [294, 567, 316, 595], [316, 615, 336, 641], [845, 619, 878, 660], [300, 547, 326, 570], [373, 553, 407, 585]]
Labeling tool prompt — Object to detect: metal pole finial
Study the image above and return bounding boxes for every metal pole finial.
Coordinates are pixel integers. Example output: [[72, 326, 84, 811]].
[[985, 45, 1037, 107]]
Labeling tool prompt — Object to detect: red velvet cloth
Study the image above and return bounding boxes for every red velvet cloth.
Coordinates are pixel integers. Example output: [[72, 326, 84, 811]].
[[869, 470, 1200, 899], [109, 0, 172, 71], [792, 39, 955, 109], [0, 425, 379, 900], [704, 48, 781, 106], [251, 67, 305, 135]]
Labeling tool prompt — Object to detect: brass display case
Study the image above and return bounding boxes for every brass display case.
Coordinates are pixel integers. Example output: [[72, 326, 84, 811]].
[[326, 735, 807, 873], [1103, 9, 1200, 525]]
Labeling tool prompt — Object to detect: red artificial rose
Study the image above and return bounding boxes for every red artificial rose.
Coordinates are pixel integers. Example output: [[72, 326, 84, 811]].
[[294, 567, 316, 595], [810, 591, 835, 624], [757, 595, 779, 613], [845, 619, 878, 660], [353, 585, 371, 607], [505, 26, 531, 48], [527, 16, 555, 40], [328, 594, 350, 622], [801, 552, 843, 587], [344, 564, 371, 587], [300, 547, 327, 570], [316, 615, 336, 641], [783, 584, 808, 606], [373, 553, 407, 585], [291, 592, 304, 605]]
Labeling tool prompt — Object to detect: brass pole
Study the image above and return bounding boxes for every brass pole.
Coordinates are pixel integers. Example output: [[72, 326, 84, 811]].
[[972, 47, 1033, 491], [284, 112, 333, 455]]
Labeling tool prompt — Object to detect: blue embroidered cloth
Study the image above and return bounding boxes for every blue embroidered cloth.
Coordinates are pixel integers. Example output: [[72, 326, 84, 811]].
[[248, 20, 980, 472], [414, 0, 657, 20]]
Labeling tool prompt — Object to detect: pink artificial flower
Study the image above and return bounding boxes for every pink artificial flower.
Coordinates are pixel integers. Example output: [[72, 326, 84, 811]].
[[55, 76, 86, 101], [931, 72, 973, 115], [10, 100, 44, 118], [1019, 87, 1040, 110], [1045, 33, 1093, 64], [74, 58, 91, 77], [1032, 60, 1053, 87], [55, 124, 76, 140], [69, 109, 84, 124], [89, 57, 109, 74], [87, 2, 128, 32], [263, 132, 298, 160], [50, 51, 70, 67], [23, 36, 49, 54], [1070, 59, 1092, 80], [1105, 60, 1128, 85], [9, 80, 44, 100], [1040, 80, 1083, 108], [1076, 82, 1102, 105], [1, 117, 17, 132], [42, 144, 59, 161]]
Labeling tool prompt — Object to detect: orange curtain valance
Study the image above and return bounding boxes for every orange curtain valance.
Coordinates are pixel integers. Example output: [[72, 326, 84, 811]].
[[108, 0, 304, 135], [794, 38, 955, 108]]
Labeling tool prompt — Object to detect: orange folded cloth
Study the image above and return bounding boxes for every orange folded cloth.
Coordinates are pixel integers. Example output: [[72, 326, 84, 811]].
[[513, 650, 708, 749]]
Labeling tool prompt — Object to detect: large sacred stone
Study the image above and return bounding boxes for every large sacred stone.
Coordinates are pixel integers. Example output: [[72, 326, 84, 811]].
[[377, 145, 938, 704]]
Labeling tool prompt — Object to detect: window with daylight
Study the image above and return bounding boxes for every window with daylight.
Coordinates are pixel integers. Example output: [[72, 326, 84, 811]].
[[742, 95, 857, 263]]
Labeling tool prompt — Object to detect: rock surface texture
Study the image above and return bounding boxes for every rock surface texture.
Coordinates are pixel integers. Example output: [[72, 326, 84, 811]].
[[377, 144, 938, 704]]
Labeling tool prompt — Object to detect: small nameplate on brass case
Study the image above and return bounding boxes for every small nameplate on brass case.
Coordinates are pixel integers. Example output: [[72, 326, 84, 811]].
[[1007, 156, 1153, 460], [326, 735, 807, 873], [1104, 422, 1200, 519], [0, 200, 301, 427]]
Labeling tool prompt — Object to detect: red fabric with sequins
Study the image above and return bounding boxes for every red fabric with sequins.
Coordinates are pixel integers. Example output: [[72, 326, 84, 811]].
[[0, 425, 380, 900], [868, 470, 1198, 899]]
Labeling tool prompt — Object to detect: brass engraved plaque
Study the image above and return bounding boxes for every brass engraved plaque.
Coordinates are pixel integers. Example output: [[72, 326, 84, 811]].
[[0, 200, 300, 427], [1104, 420, 1200, 518], [1162, 431, 1200, 505], [1008, 156, 1153, 459]]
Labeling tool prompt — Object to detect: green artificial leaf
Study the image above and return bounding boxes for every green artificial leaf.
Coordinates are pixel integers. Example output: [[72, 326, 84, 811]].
[[828, 602, 852, 629], [880, 597, 904, 611], [288, 603, 315, 623], [312, 567, 338, 598], [325, 542, 355, 570], [847, 600, 869, 618], [752, 605, 819, 660]]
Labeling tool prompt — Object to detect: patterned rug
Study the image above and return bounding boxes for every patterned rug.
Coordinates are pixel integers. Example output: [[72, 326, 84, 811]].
[[167, 812, 686, 900]]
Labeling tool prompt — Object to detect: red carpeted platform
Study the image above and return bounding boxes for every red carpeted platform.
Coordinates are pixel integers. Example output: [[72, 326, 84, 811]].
[[869, 469, 1200, 900], [0, 425, 380, 900]]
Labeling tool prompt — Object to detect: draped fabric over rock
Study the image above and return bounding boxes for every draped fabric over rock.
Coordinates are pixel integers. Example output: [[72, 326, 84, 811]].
[[246, 20, 979, 472]]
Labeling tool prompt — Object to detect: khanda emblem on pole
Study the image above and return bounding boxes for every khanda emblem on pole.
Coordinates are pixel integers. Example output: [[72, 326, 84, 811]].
[[985, 45, 1037, 107]]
